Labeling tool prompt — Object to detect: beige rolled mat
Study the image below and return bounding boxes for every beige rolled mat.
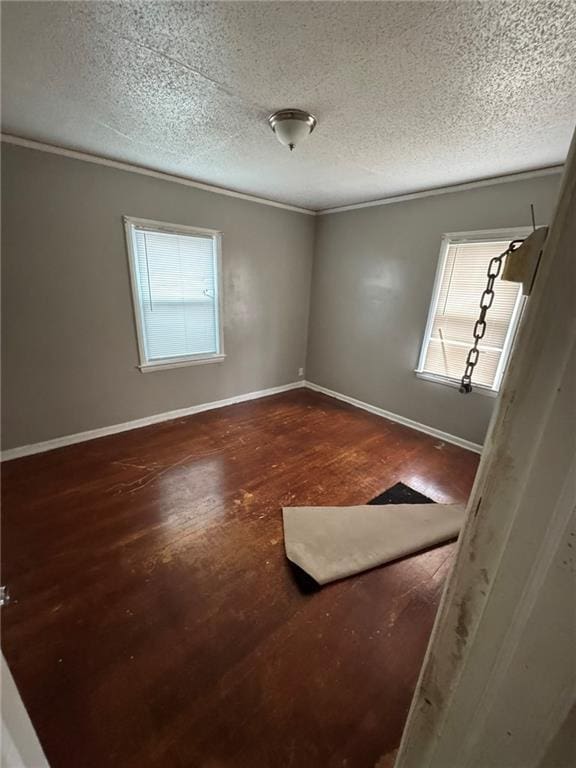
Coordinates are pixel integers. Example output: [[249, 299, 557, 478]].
[[282, 502, 465, 585]]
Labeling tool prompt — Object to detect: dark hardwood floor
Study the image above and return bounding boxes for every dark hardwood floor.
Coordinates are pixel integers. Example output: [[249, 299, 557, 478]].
[[1, 389, 479, 768]]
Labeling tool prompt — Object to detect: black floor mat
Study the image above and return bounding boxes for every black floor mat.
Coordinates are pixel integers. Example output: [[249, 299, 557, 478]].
[[368, 481, 434, 506]]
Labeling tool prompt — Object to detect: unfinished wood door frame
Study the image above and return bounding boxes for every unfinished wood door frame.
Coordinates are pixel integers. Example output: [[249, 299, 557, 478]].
[[395, 127, 576, 768]]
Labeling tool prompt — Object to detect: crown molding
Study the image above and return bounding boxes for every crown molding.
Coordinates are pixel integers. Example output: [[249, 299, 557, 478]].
[[0, 133, 316, 216], [317, 165, 565, 215], [2, 133, 564, 216]]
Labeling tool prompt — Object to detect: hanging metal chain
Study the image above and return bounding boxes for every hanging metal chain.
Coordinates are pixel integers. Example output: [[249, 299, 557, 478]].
[[459, 238, 525, 394]]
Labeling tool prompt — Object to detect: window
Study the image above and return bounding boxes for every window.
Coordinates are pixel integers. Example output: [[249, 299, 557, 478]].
[[416, 229, 529, 393], [124, 217, 224, 372]]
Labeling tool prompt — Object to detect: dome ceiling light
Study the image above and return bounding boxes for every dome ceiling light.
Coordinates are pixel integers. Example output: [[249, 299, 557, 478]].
[[267, 108, 317, 152]]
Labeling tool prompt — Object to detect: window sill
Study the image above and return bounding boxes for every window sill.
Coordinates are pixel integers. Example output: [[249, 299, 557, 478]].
[[415, 370, 499, 398], [138, 354, 226, 373]]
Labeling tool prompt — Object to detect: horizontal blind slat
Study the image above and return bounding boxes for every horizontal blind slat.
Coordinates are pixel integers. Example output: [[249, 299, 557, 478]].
[[423, 238, 521, 388], [424, 338, 502, 388], [133, 229, 219, 361]]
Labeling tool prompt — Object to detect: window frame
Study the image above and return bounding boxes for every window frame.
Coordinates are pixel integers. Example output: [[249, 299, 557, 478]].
[[415, 227, 532, 395], [123, 216, 225, 373]]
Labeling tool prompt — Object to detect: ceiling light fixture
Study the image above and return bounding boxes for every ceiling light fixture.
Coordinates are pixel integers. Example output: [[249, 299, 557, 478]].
[[267, 108, 317, 152]]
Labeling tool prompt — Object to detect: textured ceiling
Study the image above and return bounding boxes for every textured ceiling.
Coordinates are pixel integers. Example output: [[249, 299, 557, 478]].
[[2, 1, 576, 210]]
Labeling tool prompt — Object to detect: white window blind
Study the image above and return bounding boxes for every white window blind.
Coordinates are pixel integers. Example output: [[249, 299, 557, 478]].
[[418, 236, 524, 391], [125, 218, 223, 370]]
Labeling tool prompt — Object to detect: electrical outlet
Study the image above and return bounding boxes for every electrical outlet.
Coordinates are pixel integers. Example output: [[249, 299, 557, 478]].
[[298, 367, 304, 377]]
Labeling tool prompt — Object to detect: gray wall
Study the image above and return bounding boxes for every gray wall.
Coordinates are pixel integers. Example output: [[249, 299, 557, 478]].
[[306, 174, 562, 445], [1, 144, 314, 449], [1, 143, 564, 451]]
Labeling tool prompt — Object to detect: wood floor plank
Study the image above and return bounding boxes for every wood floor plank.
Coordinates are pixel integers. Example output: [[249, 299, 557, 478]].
[[1, 389, 479, 768]]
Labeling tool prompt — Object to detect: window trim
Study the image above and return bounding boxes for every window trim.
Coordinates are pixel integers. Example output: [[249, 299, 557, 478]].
[[123, 216, 225, 372], [415, 227, 533, 394]]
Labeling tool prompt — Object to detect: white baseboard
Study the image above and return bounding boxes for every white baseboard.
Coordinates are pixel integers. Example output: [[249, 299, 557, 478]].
[[304, 381, 483, 454], [1, 378, 482, 461], [0, 381, 305, 462]]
